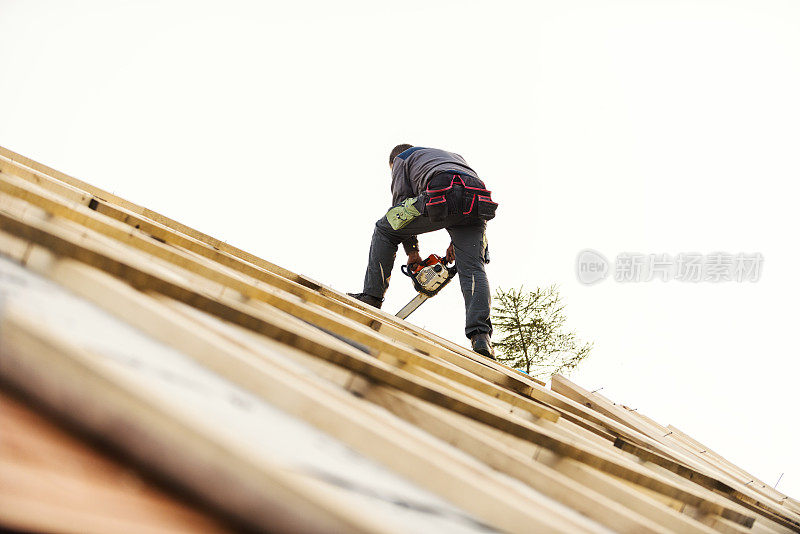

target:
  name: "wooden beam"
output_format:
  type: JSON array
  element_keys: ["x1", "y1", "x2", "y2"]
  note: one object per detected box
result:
[
  {"x1": 0, "y1": 388, "x2": 230, "y2": 534},
  {"x1": 0, "y1": 308, "x2": 389, "y2": 534},
  {"x1": 2, "y1": 255, "x2": 606, "y2": 534},
  {"x1": 149, "y1": 295, "x2": 734, "y2": 534},
  {"x1": 0, "y1": 201, "x2": 571, "y2": 448},
  {"x1": 0, "y1": 146, "x2": 305, "y2": 285},
  {"x1": 667, "y1": 424, "x2": 798, "y2": 513},
  {"x1": 552, "y1": 374, "x2": 800, "y2": 532},
  {"x1": 0, "y1": 179, "x2": 561, "y2": 425},
  {"x1": 0, "y1": 214, "x2": 756, "y2": 529},
  {"x1": 3, "y1": 145, "x2": 795, "y2": 531},
  {"x1": 0, "y1": 158, "x2": 551, "y2": 403},
  {"x1": 362, "y1": 388, "x2": 722, "y2": 534}
]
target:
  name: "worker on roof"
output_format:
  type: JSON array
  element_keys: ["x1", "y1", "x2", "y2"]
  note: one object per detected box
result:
[{"x1": 348, "y1": 144, "x2": 498, "y2": 359}]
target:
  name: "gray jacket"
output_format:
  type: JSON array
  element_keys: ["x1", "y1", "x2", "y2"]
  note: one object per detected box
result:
[
  {"x1": 391, "y1": 147, "x2": 478, "y2": 205},
  {"x1": 390, "y1": 147, "x2": 479, "y2": 253}
]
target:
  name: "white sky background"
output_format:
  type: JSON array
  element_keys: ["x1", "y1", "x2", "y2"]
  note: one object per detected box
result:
[{"x1": 1, "y1": 0, "x2": 798, "y2": 498}]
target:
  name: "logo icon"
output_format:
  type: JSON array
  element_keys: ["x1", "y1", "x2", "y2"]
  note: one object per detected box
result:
[{"x1": 576, "y1": 249, "x2": 609, "y2": 285}]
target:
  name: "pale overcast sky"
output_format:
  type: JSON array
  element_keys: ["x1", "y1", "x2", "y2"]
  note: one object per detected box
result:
[{"x1": 1, "y1": 0, "x2": 798, "y2": 498}]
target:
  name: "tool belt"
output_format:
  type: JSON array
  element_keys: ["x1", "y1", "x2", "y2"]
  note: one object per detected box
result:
[
  {"x1": 385, "y1": 197, "x2": 422, "y2": 230},
  {"x1": 424, "y1": 172, "x2": 498, "y2": 223}
]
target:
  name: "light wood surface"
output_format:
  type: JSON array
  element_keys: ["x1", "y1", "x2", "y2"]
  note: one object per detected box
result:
[
  {"x1": 0, "y1": 388, "x2": 231, "y2": 534},
  {"x1": 1, "y1": 144, "x2": 798, "y2": 534}
]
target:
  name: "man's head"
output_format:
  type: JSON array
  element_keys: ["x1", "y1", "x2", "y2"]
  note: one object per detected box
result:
[{"x1": 389, "y1": 144, "x2": 413, "y2": 168}]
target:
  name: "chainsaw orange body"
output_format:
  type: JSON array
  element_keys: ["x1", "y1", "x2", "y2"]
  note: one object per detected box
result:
[{"x1": 397, "y1": 254, "x2": 458, "y2": 319}]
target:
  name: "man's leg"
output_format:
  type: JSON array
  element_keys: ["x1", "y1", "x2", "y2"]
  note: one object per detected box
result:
[
  {"x1": 361, "y1": 216, "x2": 399, "y2": 302},
  {"x1": 360, "y1": 198, "x2": 451, "y2": 302},
  {"x1": 446, "y1": 220, "x2": 492, "y2": 340}
]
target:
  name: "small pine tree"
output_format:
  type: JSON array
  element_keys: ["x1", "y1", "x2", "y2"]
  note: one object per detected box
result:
[{"x1": 492, "y1": 285, "x2": 592, "y2": 380}]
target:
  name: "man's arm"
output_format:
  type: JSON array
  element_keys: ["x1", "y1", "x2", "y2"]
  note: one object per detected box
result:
[
  {"x1": 391, "y1": 159, "x2": 420, "y2": 262},
  {"x1": 403, "y1": 238, "x2": 420, "y2": 264}
]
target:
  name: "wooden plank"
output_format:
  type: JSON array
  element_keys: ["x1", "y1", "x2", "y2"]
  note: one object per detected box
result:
[
  {"x1": 0, "y1": 256, "x2": 536, "y2": 534},
  {"x1": 435, "y1": 407, "x2": 776, "y2": 534},
  {"x1": 0, "y1": 148, "x2": 544, "y2": 395},
  {"x1": 0, "y1": 389, "x2": 229, "y2": 534},
  {"x1": 0, "y1": 220, "x2": 768, "y2": 532},
  {"x1": 667, "y1": 424, "x2": 797, "y2": 512},
  {"x1": 154, "y1": 296, "x2": 737, "y2": 534},
  {"x1": 361, "y1": 388, "x2": 721, "y2": 534},
  {"x1": 157, "y1": 264, "x2": 785, "y2": 534},
  {"x1": 614, "y1": 439, "x2": 799, "y2": 533},
  {"x1": 554, "y1": 377, "x2": 800, "y2": 529},
  {"x1": 0, "y1": 183, "x2": 564, "y2": 429},
  {"x1": 0, "y1": 310, "x2": 390, "y2": 534},
  {"x1": 0, "y1": 254, "x2": 603, "y2": 534},
  {"x1": 0, "y1": 202, "x2": 566, "y2": 443},
  {"x1": 0, "y1": 146, "x2": 305, "y2": 285},
  {"x1": 63, "y1": 261, "x2": 603, "y2": 534},
  {"x1": 290, "y1": 361, "x2": 756, "y2": 534},
  {"x1": 552, "y1": 375, "x2": 800, "y2": 532},
  {"x1": 620, "y1": 410, "x2": 800, "y2": 532},
  {"x1": 0, "y1": 175, "x2": 642, "y2": 449},
  {"x1": 218, "y1": 332, "x2": 766, "y2": 534},
  {"x1": 0, "y1": 164, "x2": 553, "y2": 410},
  {"x1": 4, "y1": 148, "x2": 795, "y2": 529},
  {"x1": 627, "y1": 409, "x2": 777, "y2": 499},
  {"x1": 652, "y1": 419, "x2": 795, "y2": 516},
  {"x1": 0, "y1": 211, "x2": 758, "y2": 528},
  {"x1": 0, "y1": 182, "x2": 628, "y2": 462}
]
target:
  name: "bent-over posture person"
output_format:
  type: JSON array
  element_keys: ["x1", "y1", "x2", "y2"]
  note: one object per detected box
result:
[{"x1": 348, "y1": 144, "x2": 498, "y2": 359}]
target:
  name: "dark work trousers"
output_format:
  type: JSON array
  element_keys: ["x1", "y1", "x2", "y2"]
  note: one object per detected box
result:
[{"x1": 361, "y1": 197, "x2": 492, "y2": 339}]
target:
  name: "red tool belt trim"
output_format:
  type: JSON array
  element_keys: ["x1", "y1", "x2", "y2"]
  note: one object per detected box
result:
[{"x1": 425, "y1": 173, "x2": 498, "y2": 221}]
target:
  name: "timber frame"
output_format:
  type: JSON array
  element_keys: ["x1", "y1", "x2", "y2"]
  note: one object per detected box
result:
[{"x1": 0, "y1": 145, "x2": 797, "y2": 534}]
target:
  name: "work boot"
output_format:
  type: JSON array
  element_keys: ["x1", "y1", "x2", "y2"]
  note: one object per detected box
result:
[
  {"x1": 470, "y1": 333, "x2": 495, "y2": 360},
  {"x1": 347, "y1": 292, "x2": 383, "y2": 309}
]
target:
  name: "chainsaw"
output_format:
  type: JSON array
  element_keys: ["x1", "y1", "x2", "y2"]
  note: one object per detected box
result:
[{"x1": 396, "y1": 254, "x2": 458, "y2": 319}]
